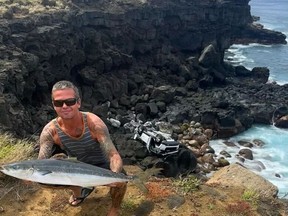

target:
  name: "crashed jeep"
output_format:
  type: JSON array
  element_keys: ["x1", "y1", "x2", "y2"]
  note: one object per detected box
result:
[{"x1": 133, "y1": 125, "x2": 179, "y2": 156}]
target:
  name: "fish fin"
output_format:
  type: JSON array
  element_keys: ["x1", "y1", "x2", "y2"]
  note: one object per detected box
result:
[
  {"x1": 51, "y1": 156, "x2": 80, "y2": 162},
  {"x1": 38, "y1": 170, "x2": 53, "y2": 175},
  {"x1": 67, "y1": 157, "x2": 79, "y2": 161}
]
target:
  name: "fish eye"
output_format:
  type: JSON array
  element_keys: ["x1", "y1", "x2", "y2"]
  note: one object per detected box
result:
[
  {"x1": 11, "y1": 165, "x2": 18, "y2": 170},
  {"x1": 9, "y1": 164, "x2": 21, "y2": 170}
]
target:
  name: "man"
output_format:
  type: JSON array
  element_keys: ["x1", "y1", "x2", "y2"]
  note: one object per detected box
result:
[{"x1": 38, "y1": 80, "x2": 127, "y2": 216}]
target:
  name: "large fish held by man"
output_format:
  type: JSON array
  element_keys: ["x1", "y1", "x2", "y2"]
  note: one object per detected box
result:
[{"x1": 0, "y1": 159, "x2": 135, "y2": 187}]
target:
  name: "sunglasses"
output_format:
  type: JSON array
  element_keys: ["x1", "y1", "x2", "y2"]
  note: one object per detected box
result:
[{"x1": 53, "y1": 98, "x2": 78, "y2": 107}]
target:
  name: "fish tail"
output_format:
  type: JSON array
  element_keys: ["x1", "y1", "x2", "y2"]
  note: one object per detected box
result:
[
  {"x1": 132, "y1": 166, "x2": 163, "y2": 194},
  {"x1": 132, "y1": 177, "x2": 148, "y2": 194}
]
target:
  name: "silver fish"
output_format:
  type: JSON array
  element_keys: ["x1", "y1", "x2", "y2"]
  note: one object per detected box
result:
[{"x1": 0, "y1": 159, "x2": 134, "y2": 187}]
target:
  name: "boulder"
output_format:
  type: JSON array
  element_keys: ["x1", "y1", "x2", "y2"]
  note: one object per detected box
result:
[
  {"x1": 238, "y1": 148, "x2": 253, "y2": 160},
  {"x1": 198, "y1": 44, "x2": 221, "y2": 68},
  {"x1": 150, "y1": 85, "x2": 176, "y2": 104},
  {"x1": 206, "y1": 163, "x2": 278, "y2": 198},
  {"x1": 275, "y1": 115, "x2": 288, "y2": 128},
  {"x1": 235, "y1": 65, "x2": 251, "y2": 76},
  {"x1": 251, "y1": 67, "x2": 269, "y2": 83}
]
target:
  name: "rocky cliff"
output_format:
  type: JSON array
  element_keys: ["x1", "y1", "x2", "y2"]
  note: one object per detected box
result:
[{"x1": 0, "y1": 0, "x2": 287, "y2": 137}]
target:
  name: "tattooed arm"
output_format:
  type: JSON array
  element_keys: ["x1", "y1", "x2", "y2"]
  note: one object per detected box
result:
[
  {"x1": 88, "y1": 113, "x2": 123, "y2": 173},
  {"x1": 38, "y1": 123, "x2": 55, "y2": 159},
  {"x1": 101, "y1": 131, "x2": 123, "y2": 173}
]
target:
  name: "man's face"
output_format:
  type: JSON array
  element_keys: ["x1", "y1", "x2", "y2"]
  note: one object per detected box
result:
[{"x1": 52, "y1": 88, "x2": 80, "y2": 119}]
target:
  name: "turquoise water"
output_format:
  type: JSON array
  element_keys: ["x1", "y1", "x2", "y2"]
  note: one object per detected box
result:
[
  {"x1": 210, "y1": 125, "x2": 288, "y2": 198},
  {"x1": 216, "y1": 0, "x2": 288, "y2": 198}
]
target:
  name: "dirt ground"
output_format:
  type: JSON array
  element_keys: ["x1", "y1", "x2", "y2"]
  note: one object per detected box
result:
[{"x1": 0, "y1": 165, "x2": 287, "y2": 216}]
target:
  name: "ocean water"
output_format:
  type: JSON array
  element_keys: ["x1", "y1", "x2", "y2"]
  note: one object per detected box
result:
[
  {"x1": 211, "y1": 0, "x2": 288, "y2": 198},
  {"x1": 225, "y1": 0, "x2": 288, "y2": 84},
  {"x1": 210, "y1": 125, "x2": 288, "y2": 198}
]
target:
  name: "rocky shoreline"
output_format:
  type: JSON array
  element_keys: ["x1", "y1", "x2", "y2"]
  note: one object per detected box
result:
[{"x1": 0, "y1": 0, "x2": 287, "y2": 136}]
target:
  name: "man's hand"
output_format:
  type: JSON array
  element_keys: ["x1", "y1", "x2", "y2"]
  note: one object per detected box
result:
[{"x1": 51, "y1": 153, "x2": 68, "y2": 160}]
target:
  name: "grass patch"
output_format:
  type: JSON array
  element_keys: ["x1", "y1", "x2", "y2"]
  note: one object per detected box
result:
[
  {"x1": 241, "y1": 189, "x2": 259, "y2": 206},
  {"x1": 0, "y1": 132, "x2": 36, "y2": 164},
  {"x1": 207, "y1": 203, "x2": 215, "y2": 210},
  {"x1": 0, "y1": 132, "x2": 39, "y2": 202},
  {"x1": 121, "y1": 199, "x2": 138, "y2": 212},
  {"x1": 172, "y1": 175, "x2": 201, "y2": 195}
]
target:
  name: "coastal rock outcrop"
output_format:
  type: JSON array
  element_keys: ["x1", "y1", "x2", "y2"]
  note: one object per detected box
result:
[
  {"x1": 0, "y1": 0, "x2": 287, "y2": 137},
  {"x1": 206, "y1": 163, "x2": 279, "y2": 198},
  {"x1": 233, "y1": 23, "x2": 287, "y2": 45}
]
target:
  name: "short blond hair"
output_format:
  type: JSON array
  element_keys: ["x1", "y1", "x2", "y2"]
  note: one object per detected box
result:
[{"x1": 51, "y1": 80, "x2": 80, "y2": 100}]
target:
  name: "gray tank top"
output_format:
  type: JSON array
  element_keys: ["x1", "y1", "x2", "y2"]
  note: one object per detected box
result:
[{"x1": 53, "y1": 112, "x2": 108, "y2": 166}]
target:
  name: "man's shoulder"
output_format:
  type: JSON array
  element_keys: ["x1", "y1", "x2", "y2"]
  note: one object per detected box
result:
[
  {"x1": 84, "y1": 112, "x2": 106, "y2": 129},
  {"x1": 83, "y1": 111, "x2": 101, "y2": 120},
  {"x1": 42, "y1": 118, "x2": 57, "y2": 132}
]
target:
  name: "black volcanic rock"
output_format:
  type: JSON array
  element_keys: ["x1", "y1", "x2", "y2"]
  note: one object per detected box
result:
[
  {"x1": 0, "y1": 0, "x2": 287, "y2": 137},
  {"x1": 233, "y1": 23, "x2": 287, "y2": 45}
]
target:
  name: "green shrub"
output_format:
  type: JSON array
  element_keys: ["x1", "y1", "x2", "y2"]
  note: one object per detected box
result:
[
  {"x1": 173, "y1": 175, "x2": 201, "y2": 195},
  {"x1": 241, "y1": 189, "x2": 259, "y2": 206}
]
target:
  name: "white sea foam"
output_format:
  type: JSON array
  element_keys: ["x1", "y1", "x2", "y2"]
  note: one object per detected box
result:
[
  {"x1": 225, "y1": 0, "x2": 288, "y2": 85},
  {"x1": 224, "y1": 46, "x2": 253, "y2": 66},
  {"x1": 221, "y1": 0, "x2": 288, "y2": 197},
  {"x1": 210, "y1": 125, "x2": 288, "y2": 198}
]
